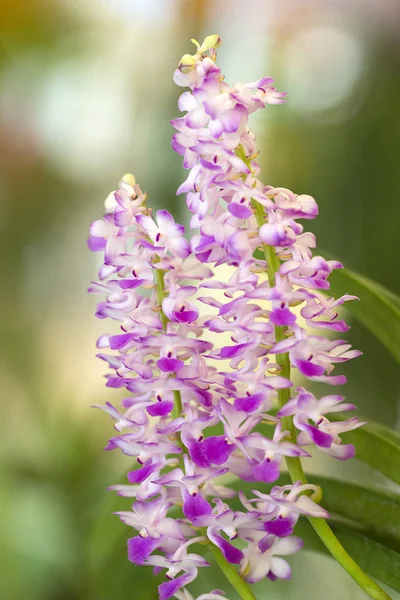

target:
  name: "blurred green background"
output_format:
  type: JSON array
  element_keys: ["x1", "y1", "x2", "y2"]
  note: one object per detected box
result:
[{"x1": 1, "y1": 1, "x2": 400, "y2": 599}]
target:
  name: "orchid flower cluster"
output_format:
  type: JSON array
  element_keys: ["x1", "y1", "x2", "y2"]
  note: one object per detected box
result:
[{"x1": 88, "y1": 35, "x2": 363, "y2": 600}]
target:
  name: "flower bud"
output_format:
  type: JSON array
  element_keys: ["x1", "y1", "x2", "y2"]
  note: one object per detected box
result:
[
  {"x1": 198, "y1": 34, "x2": 222, "y2": 54},
  {"x1": 178, "y1": 53, "x2": 196, "y2": 73}
]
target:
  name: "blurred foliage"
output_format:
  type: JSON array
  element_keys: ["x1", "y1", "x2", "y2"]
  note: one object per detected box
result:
[{"x1": 1, "y1": 1, "x2": 400, "y2": 599}]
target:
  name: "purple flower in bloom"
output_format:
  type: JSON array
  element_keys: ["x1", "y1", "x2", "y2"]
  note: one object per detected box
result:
[
  {"x1": 240, "y1": 533, "x2": 304, "y2": 583},
  {"x1": 240, "y1": 482, "x2": 329, "y2": 537},
  {"x1": 185, "y1": 435, "x2": 234, "y2": 468},
  {"x1": 136, "y1": 209, "x2": 190, "y2": 258},
  {"x1": 144, "y1": 537, "x2": 209, "y2": 599},
  {"x1": 241, "y1": 423, "x2": 310, "y2": 483},
  {"x1": 162, "y1": 285, "x2": 199, "y2": 324},
  {"x1": 278, "y1": 388, "x2": 364, "y2": 459},
  {"x1": 87, "y1": 34, "x2": 363, "y2": 599},
  {"x1": 272, "y1": 335, "x2": 362, "y2": 385}
]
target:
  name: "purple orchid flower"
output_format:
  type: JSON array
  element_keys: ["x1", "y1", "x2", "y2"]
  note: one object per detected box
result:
[
  {"x1": 144, "y1": 537, "x2": 209, "y2": 600},
  {"x1": 136, "y1": 210, "x2": 190, "y2": 258},
  {"x1": 277, "y1": 388, "x2": 365, "y2": 459},
  {"x1": 240, "y1": 482, "x2": 329, "y2": 538},
  {"x1": 240, "y1": 532, "x2": 304, "y2": 583},
  {"x1": 241, "y1": 423, "x2": 310, "y2": 483},
  {"x1": 272, "y1": 335, "x2": 362, "y2": 385}
]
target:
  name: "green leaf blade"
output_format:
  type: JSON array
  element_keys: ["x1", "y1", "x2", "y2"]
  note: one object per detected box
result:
[
  {"x1": 297, "y1": 519, "x2": 400, "y2": 594},
  {"x1": 332, "y1": 414, "x2": 400, "y2": 485},
  {"x1": 329, "y1": 267, "x2": 400, "y2": 364}
]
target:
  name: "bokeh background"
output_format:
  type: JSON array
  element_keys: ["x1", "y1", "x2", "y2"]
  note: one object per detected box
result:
[{"x1": 1, "y1": 1, "x2": 400, "y2": 599}]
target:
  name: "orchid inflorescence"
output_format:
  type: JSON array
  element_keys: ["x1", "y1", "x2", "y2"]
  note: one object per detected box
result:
[{"x1": 88, "y1": 35, "x2": 364, "y2": 600}]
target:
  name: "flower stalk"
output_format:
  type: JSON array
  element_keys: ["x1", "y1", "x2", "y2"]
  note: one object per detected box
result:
[
  {"x1": 86, "y1": 35, "x2": 390, "y2": 600},
  {"x1": 155, "y1": 267, "x2": 169, "y2": 331}
]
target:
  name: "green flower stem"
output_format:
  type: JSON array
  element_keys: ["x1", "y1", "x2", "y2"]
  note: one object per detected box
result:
[
  {"x1": 207, "y1": 541, "x2": 257, "y2": 600},
  {"x1": 155, "y1": 267, "x2": 169, "y2": 331},
  {"x1": 253, "y1": 200, "x2": 391, "y2": 599},
  {"x1": 172, "y1": 389, "x2": 183, "y2": 421}
]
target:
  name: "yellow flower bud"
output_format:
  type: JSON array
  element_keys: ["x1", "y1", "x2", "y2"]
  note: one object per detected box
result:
[
  {"x1": 121, "y1": 173, "x2": 136, "y2": 187},
  {"x1": 178, "y1": 53, "x2": 197, "y2": 73},
  {"x1": 198, "y1": 34, "x2": 222, "y2": 54}
]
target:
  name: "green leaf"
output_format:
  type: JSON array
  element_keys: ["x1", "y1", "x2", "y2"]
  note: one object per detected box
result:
[
  {"x1": 329, "y1": 267, "x2": 400, "y2": 363},
  {"x1": 296, "y1": 519, "x2": 400, "y2": 593},
  {"x1": 309, "y1": 477, "x2": 400, "y2": 553},
  {"x1": 331, "y1": 414, "x2": 400, "y2": 485}
]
